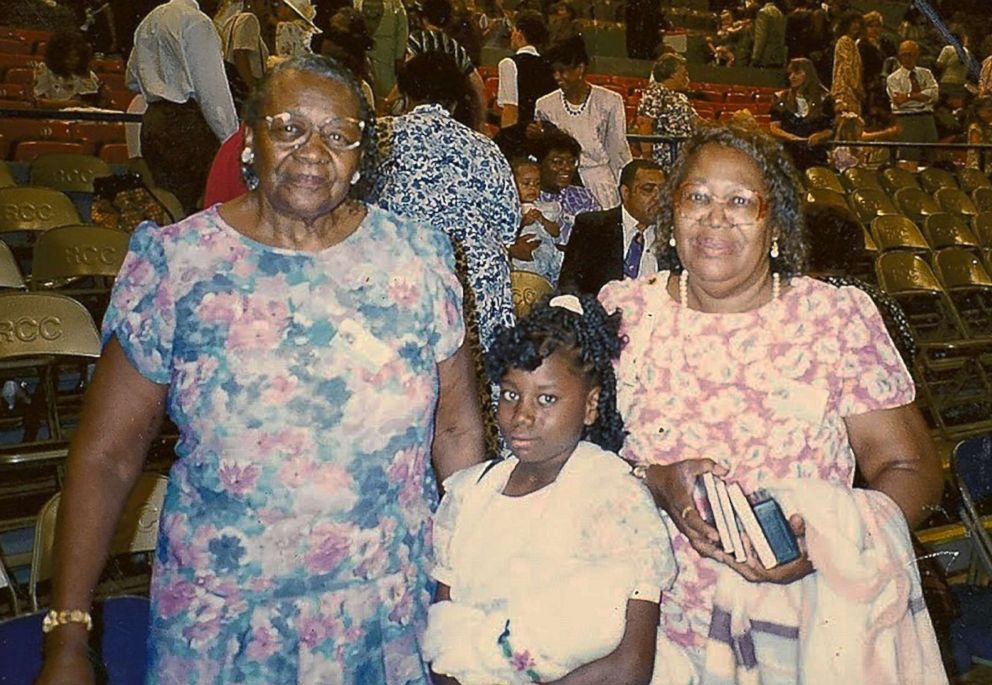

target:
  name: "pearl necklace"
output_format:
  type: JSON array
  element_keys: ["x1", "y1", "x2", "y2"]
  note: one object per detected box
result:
[
  {"x1": 561, "y1": 86, "x2": 591, "y2": 116},
  {"x1": 677, "y1": 269, "x2": 780, "y2": 331}
]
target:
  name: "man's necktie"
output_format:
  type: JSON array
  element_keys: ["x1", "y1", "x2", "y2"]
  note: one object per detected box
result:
[
  {"x1": 623, "y1": 230, "x2": 645, "y2": 279},
  {"x1": 909, "y1": 70, "x2": 921, "y2": 94}
]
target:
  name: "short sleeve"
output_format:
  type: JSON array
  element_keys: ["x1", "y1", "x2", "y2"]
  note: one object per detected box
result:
[
  {"x1": 836, "y1": 286, "x2": 915, "y2": 416},
  {"x1": 585, "y1": 477, "x2": 677, "y2": 601},
  {"x1": 228, "y1": 13, "x2": 260, "y2": 52},
  {"x1": 431, "y1": 463, "x2": 487, "y2": 586},
  {"x1": 420, "y1": 226, "x2": 465, "y2": 361},
  {"x1": 101, "y1": 223, "x2": 176, "y2": 384},
  {"x1": 495, "y1": 56, "x2": 518, "y2": 107}
]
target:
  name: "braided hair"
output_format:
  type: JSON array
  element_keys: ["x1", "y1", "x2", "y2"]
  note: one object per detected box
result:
[{"x1": 485, "y1": 293, "x2": 626, "y2": 453}]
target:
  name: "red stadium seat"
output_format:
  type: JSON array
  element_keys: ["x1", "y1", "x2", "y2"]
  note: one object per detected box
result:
[
  {"x1": 98, "y1": 143, "x2": 130, "y2": 165},
  {"x1": 72, "y1": 121, "x2": 126, "y2": 147},
  {"x1": 105, "y1": 90, "x2": 136, "y2": 111},
  {"x1": 4, "y1": 67, "x2": 33, "y2": 85},
  {"x1": 91, "y1": 57, "x2": 124, "y2": 74},
  {"x1": 98, "y1": 72, "x2": 126, "y2": 90},
  {"x1": 477, "y1": 65, "x2": 496, "y2": 79},
  {"x1": 0, "y1": 119, "x2": 72, "y2": 144},
  {"x1": 32, "y1": 41, "x2": 46, "y2": 55},
  {"x1": 0, "y1": 98, "x2": 30, "y2": 110},
  {"x1": 0, "y1": 83, "x2": 27, "y2": 100},
  {"x1": 0, "y1": 38, "x2": 29, "y2": 55},
  {"x1": 12, "y1": 141, "x2": 88, "y2": 162},
  {"x1": 0, "y1": 27, "x2": 52, "y2": 44},
  {"x1": 0, "y1": 53, "x2": 38, "y2": 75}
]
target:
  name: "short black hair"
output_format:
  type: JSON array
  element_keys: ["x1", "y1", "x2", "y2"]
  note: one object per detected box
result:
[
  {"x1": 514, "y1": 10, "x2": 549, "y2": 47},
  {"x1": 45, "y1": 30, "x2": 92, "y2": 77},
  {"x1": 534, "y1": 126, "x2": 582, "y2": 161},
  {"x1": 421, "y1": 0, "x2": 452, "y2": 27},
  {"x1": 545, "y1": 34, "x2": 588, "y2": 67},
  {"x1": 651, "y1": 53, "x2": 685, "y2": 83},
  {"x1": 486, "y1": 293, "x2": 626, "y2": 452},
  {"x1": 619, "y1": 159, "x2": 663, "y2": 189},
  {"x1": 397, "y1": 51, "x2": 464, "y2": 106}
]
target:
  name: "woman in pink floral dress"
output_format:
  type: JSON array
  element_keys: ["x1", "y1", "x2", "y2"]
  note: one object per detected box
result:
[{"x1": 599, "y1": 121, "x2": 943, "y2": 678}]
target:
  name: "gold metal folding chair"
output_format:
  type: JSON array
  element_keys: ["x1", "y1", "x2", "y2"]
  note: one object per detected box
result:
[
  {"x1": 918, "y1": 167, "x2": 959, "y2": 194},
  {"x1": 841, "y1": 166, "x2": 884, "y2": 192},
  {"x1": 28, "y1": 153, "x2": 112, "y2": 194},
  {"x1": 804, "y1": 166, "x2": 845, "y2": 194},
  {"x1": 881, "y1": 166, "x2": 921, "y2": 195},
  {"x1": 510, "y1": 271, "x2": 553, "y2": 318},
  {"x1": 958, "y1": 167, "x2": 992, "y2": 193},
  {"x1": 894, "y1": 187, "x2": 942, "y2": 222},
  {"x1": 934, "y1": 187, "x2": 979, "y2": 218},
  {"x1": 0, "y1": 241, "x2": 24, "y2": 289},
  {"x1": 0, "y1": 186, "x2": 80, "y2": 233},
  {"x1": 870, "y1": 215, "x2": 930, "y2": 254},
  {"x1": 850, "y1": 188, "x2": 899, "y2": 223},
  {"x1": 924, "y1": 214, "x2": 982, "y2": 250}
]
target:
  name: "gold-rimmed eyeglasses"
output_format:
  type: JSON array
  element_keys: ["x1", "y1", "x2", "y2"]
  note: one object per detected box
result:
[
  {"x1": 674, "y1": 182, "x2": 766, "y2": 227},
  {"x1": 263, "y1": 112, "x2": 365, "y2": 151}
]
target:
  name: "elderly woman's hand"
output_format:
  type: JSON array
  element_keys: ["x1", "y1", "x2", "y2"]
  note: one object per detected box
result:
[
  {"x1": 725, "y1": 514, "x2": 815, "y2": 585},
  {"x1": 641, "y1": 459, "x2": 729, "y2": 559}
]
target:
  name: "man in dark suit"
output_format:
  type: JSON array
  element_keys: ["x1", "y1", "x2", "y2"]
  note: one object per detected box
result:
[{"x1": 558, "y1": 159, "x2": 664, "y2": 295}]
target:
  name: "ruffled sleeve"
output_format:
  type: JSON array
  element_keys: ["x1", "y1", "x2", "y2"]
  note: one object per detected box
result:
[
  {"x1": 432, "y1": 461, "x2": 492, "y2": 586},
  {"x1": 584, "y1": 473, "x2": 677, "y2": 602},
  {"x1": 836, "y1": 285, "x2": 915, "y2": 416},
  {"x1": 101, "y1": 222, "x2": 176, "y2": 384}
]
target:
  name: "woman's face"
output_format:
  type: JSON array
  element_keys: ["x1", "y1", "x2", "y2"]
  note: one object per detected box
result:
[
  {"x1": 246, "y1": 69, "x2": 364, "y2": 222},
  {"x1": 847, "y1": 19, "x2": 862, "y2": 38},
  {"x1": 551, "y1": 62, "x2": 586, "y2": 93},
  {"x1": 787, "y1": 66, "x2": 806, "y2": 89},
  {"x1": 540, "y1": 149, "x2": 578, "y2": 191},
  {"x1": 865, "y1": 22, "x2": 881, "y2": 40},
  {"x1": 673, "y1": 144, "x2": 777, "y2": 299}
]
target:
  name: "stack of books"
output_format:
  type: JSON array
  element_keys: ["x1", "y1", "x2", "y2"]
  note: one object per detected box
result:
[{"x1": 697, "y1": 473, "x2": 801, "y2": 569}]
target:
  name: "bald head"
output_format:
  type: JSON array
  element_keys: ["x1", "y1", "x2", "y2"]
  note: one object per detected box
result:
[{"x1": 898, "y1": 40, "x2": 920, "y2": 69}]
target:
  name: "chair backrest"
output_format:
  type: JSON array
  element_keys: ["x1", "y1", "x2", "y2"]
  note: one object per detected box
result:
[
  {"x1": 0, "y1": 292, "x2": 101, "y2": 360},
  {"x1": 29, "y1": 153, "x2": 112, "y2": 193},
  {"x1": 148, "y1": 187, "x2": 185, "y2": 223},
  {"x1": 958, "y1": 167, "x2": 992, "y2": 193},
  {"x1": 934, "y1": 187, "x2": 979, "y2": 217},
  {"x1": 0, "y1": 186, "x2": 81, "y2": 232},
  {"x1": 918, "y1": 167, "x2": 958, "y2": 193},
  {"x1": 842, "y1": 166, "x2": 884, "y2": 192},
  {"x1": 13, "y1": 141, "x2": 89, "y2": 163},
  {"x1": 510, "y1": 271, "x2": 553, "y2": 318},
  {"x1": 876, "y1": 251, "x2": 943, "y2": 294},
  {"x1": 894, "y1": 186, "x2": 941, "y2": 220},
  {"x1": 923, "y1": 213, "x2": 981, "y2": 249},
  {"x1": 950, "y1": 434, "x2": 992, "y2": 577},
  {"x1": 805, "y1": 188, "x2": 849, "y2": 212},
  {"x1": 870, "y1": 215, "x2": 930, "y2": 252},
  {"x1": 0, "y1": 241, "x2": 25, "y2": 289},
  {"x1": 31, "y1": 225, "x2": 130, "y2": 283},
  {"x1": 29, "y1": 473, "x2": 168, "y2": 611},
  {"x1": 974, "y1": 212, "x2": 992, "y2": 246},
  {"x1": 805, "y1": 166, "x2": 845, "y2": 193},
  {"x1": 850, "y1": 188, "x2": 899, "y2": 223},
  {"x1": 881, "y1": 166, "x2": 921, "y2": 194},
  {"x1": 125, "y1": 158, "x2": 156, "y2": 187},
  {"x1": 974, "y1": 187, "x2": 992, "y2": 213},
  {"x1": 934, "y1": 248, "x2": 992, "y2": 289}
]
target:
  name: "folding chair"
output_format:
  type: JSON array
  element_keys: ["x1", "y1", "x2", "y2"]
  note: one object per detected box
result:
[
  {"x1": 919, "y1": 166, "x2": 959, "y2": 194},
  {"x1": 805, "y1": 188, "x2": 849, "y2": 213},
  {"x1": 13, "y1": 142, "x2": 89, "y2": 163},
  {"x1": 850, "y1": 188, "x2": 899, "y2": 224},
  {"x1": 923, "y1": 214, "x2": 982, "y2": 250},
  {"x1": 950, "y1": 434, "x2": 992, "y2": 583},
  {"x1": 870, "y1": 215, "x2": 930, "y2": 254},
  {"x1": 0, "y1": 186, "x2": 81, "y2": 233},
  {"x1": 29, "y1": 473, "x2": 168, "y2": 610},
  {"x1": 510, "y1": 271, "x2": 553, "y2": 318},
  {"x1": 933, "y1": 248, "x2": 992, "y2": 340},
  {"x1": 881, "y1": 166, "x2": 921, "y2": 195},
  {"x1": 0, "y1": 161, "x2": 15, "y2": 189},
  {"x1": 894, "y1": 186, "x2": 942, "y2": 222},
  {"x1": 934, "y1": 187, "x2": 979, "y2": 218},
  {"x1": 973, "y1": 187, "x2": 992, "y2": 213},
  {"x1": 804, "y1": 166, "x2": 845, "y2": 193},
  {"x1": 0, "y1": 241, "x2": 24, "y2": 289},
  {"x1": 975, "y1": 213, "x2": 992, "y2": 246},
  {"x1": 958, "y1": 167, "x2": 992, "y2": 193},
  {"x1": 841, "y1": 166, "x2": 884, "y2": 192},
  {"x1": 29, "y1": 153, "x2": 112, "y2": 194}
]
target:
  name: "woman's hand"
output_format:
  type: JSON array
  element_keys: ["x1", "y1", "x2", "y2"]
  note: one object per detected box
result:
[
  {"x1": 508, "y1": 235, "x2": 540, "y2": 261},
  {"x1": 36, "y1": 633, "x2": 96, "y2": 685},
  {"x1": 642, "y1": 460, "x2": 727, "y2": 558},
  {"x1": 724, "y1": 514, "x2": 815, "y2": 585}
]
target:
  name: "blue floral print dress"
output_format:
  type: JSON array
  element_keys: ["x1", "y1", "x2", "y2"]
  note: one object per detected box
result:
[
  {"x1": 371, "y1": 103, "x2": 519, "y2": 352},
  {"x1": 101, "y1": 204, "x2": 464, "y2": 684}
]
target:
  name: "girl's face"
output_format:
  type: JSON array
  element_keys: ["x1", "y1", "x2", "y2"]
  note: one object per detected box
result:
[
  {"x1": 865, "y1": 22, "x2": 881, "y2": 40},
  {"x1": 497, "y1": 350, "x2": 600, "y2": 469},
  {"x1": 514, "y1": 163, "x2": 542, "y2": 203}
]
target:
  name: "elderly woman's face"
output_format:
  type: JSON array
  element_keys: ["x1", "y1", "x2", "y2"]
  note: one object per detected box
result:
[
  {"x1": 247, "y1": 69, "x2": 363, "y2": 222},
  {"x1": 673, "y1": 144, "x2": 776, "y2": 298},
  {"x1": 540, "y1": 149, "x2": 578, "y2": 191}
]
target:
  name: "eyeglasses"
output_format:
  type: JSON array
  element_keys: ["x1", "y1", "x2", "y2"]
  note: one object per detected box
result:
[
  {"x1": 263, "y1": 112, "x2": 365, "y2": 151},
  {"x1": 675, "y1": 183, "x2": 766, "y2": 227}
]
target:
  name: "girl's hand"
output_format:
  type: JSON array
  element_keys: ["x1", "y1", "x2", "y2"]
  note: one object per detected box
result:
[
  {"x1": 522, "y1": 207, "x2": 543, "y2": 224},
  {"x1": 642, "y1": 460, "x2": 728, "y2": 559},
  {"x1": 725, "y1": 514, "x2": 814, "y2": 584},
  {"x1": 508, "y1": 235, "x2": 540, "y2": 261}
]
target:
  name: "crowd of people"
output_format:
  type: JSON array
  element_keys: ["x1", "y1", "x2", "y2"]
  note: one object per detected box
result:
[{"x1": 13, "y1": 0, "x2": 987, "y2": 683}]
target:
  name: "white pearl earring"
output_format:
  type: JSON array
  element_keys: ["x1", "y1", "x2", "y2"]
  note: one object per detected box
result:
[
  {"x1": 770, "y1": 239, "x2": 780, "y2": 259},
  {"x1": 669, "y1": 235, "x2": 676, "y2": 248},
  {"x1": 351, "y1": 170, "x2": 361, "y2": 185},
  {"x1": 240, "y1": 147, "x2": 254, "y2": 165}
]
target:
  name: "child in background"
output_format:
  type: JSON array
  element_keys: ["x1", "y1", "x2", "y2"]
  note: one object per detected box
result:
[
  {"x1": 424, "y1": 293, "x2": 693, "y2": 685},
  {"x1": 33, "y1": 30, "x2": 105, "y2": 108},
  {"x1": 510, "y1": 156, "x2": 565, "y2": 285},
  {"x1": 967, "y1": 96, "x2": 992, "y2": 174},
  {"x1": 830, "y1": 112, "x2": 900, "y2": 172}
]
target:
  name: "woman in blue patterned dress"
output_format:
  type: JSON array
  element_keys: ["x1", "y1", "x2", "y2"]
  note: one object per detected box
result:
[{"x1": 37, "y1": 54, "x2": 486, "y2": 685}]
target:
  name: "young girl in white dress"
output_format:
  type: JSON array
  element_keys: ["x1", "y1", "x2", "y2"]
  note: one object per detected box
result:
[
  {"x1": 424, "y1": 293, "x2": 694, "y2": 685},
  {"x1": 510, "y1": 156, "x2": 565, "y2": 285}
]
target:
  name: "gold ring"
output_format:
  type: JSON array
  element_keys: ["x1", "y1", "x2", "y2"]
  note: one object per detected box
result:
[{"x1": 680, "y1": 505, "x2": 694, "y2": 519}]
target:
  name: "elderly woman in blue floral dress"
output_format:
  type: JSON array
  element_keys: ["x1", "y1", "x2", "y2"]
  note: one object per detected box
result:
[{"x1": 37, "y1": 54, "x2": 485, "y2": 685}]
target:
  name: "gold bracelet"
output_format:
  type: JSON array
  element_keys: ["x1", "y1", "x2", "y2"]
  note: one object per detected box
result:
[{"x1": 42, "y1": 608, "x2": 93, "y2": 634}]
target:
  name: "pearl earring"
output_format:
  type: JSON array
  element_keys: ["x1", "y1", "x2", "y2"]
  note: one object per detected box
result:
[
  {"x1": 351, "y1": 170, "x2": 361, "y2": 185},
  {"x1": 240, "y1": 146, "x2": 254, "y2": 165},
  {"x1": 770, "y1": 239, "x2": 779, "y2": 259},
  {"x1": 669, "y1": 235, "x2": 676, "y2": 248}
]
